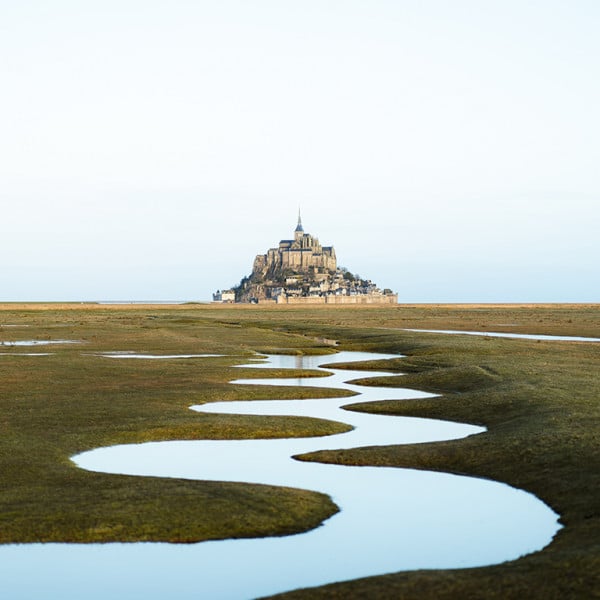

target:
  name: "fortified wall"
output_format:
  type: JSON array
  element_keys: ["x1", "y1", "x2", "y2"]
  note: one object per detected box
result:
[{"x1": 277, "y1": 294, "x2": 398, "y2": 305}]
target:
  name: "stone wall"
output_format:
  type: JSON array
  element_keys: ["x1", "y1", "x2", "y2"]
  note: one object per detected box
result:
[
  {"x1": 276, "y1": 294, "x2": 398, "y2": 305},
  {"x1": 257, "y1": 232, "x2": 337, "y2": 275}
]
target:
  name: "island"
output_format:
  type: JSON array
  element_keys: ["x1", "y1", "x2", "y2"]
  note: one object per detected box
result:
[{"x1": 214, "y1": 213, "x2": 398, "y2": 304}]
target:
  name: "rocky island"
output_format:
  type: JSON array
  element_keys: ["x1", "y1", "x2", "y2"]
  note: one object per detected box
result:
[{"x1": 213, "y1": 213, "x2": 397, "y2": 304}]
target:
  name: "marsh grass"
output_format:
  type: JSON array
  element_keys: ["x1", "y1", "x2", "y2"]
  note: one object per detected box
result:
[
  {"x1": 253, "y1": 308, "x2": 599, "y2": 599},
  {"x1": 1, "y1": 303, "x2": 599, "y2": 598},
  {"x1": 0, "y1": 308, "x2": 351, "y2": 543}
]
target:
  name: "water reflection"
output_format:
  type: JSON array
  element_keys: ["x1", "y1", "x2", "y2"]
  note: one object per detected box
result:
[
  {"x1": 0, "y1": 340, "x2": 80, "y2": 346},
  {"x1": 403, "y1": 329, "x2": 600, "y2": 342},
  {"x1": 97, "y1": 353, "x2": 223, "y2": 359},
  {"x1": 0, "y1": 352, "x2": 561, "y2": 600}
]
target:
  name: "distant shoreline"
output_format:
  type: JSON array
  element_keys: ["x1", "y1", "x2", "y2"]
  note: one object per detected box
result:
[{"x1": 0, "y1": 301, "x2": 598, "y2": 311}]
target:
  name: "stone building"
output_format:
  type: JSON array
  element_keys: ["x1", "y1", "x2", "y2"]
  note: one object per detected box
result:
[
  {"x1": 212, "y1": 289, "x2": 235, "y2": 303},
  {"x1": 219, "y1": 213, "x2": 397, "y2": 304},
  {"x1": 252, "y1": 212, "x2": 337, "y2": 281}
]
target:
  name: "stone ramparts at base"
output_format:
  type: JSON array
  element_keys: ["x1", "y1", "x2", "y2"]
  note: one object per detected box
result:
[{"x1": 275, "y1": 294, "x2": 398, "y2": 305}]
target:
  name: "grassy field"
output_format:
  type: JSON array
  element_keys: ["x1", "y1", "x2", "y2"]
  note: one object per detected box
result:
[
  {"x1": 0, "y1": 303, "x2": 598, "y2": 598},
  {"x1": 0, "y1": 305, "x2": 352, "y2": 543}
]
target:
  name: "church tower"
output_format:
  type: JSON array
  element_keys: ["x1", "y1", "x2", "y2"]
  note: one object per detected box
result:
[{"x1": 294, "y1": 208, "x2": 304, "y2": 242}]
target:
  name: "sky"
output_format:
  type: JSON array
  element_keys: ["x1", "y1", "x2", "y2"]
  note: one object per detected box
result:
[{"x1": 1, "y1": 0, "x2": 599, "y2": 302}]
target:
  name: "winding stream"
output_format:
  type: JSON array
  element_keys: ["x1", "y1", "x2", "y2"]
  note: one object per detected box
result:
[{"x1": 0, "y1": 351, "x2": 561, "y2": 600}]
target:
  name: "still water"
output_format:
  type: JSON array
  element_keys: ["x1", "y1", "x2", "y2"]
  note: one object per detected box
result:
[
  {"x1": 0, "y1": 339, "x2": 80, "y2": 346},
  {"x1": 403, "y1": 329, "x2": 600, "y2": 342},
  {"x1": 0, "y1": 352, "x2": 561, "y2": 599}
]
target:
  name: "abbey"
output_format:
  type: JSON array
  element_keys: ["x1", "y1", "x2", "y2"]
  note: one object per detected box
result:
[
  {"x1": 253, "y1": 212, "x2": 337, "y2": 279},
  {"x1": 214, "y1": 213, "x2": 397, "y2": 305}
]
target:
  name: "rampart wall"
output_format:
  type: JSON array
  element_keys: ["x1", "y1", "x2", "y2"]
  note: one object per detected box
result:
[{"x1": 276, "y1": 294, "x2": 398, "y2": 305}]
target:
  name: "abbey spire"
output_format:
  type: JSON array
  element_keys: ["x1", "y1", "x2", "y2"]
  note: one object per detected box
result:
[{"x1": 294, "y1": 208, "x2": 304, "y2": 241}]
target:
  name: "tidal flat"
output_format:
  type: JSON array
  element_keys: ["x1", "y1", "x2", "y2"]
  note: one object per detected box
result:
[{"x1": 0, "y1": 303, "x2": 598, "y2": 598}]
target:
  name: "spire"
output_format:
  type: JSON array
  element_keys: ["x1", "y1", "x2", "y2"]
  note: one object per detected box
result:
[{"x1": 295, "y1": 208, "x2": 304, "y2": 233}]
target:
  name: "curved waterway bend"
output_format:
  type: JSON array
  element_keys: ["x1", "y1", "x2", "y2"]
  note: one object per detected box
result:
[{"x1": 2, "y1": 352, "x2": 561, "y2": 600}]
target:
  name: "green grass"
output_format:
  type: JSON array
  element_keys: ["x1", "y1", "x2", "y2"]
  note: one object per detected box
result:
[
  {"x1": 0, "y1": 308, "x2": 351, "y2": 543},
  {"x1": 1, "y1": 303, "x2": 599, "y2": 598}
]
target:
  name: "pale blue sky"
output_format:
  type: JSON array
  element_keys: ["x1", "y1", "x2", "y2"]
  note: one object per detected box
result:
[{"x1": 2, "y1": 1, "x2": 599, "y2": 302}]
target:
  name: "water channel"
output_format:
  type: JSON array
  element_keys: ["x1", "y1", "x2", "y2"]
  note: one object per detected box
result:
[
  {"x1": 0, "y1": 351, "x2": 561, "y2": 599},
  {"x1": 403, "y1": 329, "x2": 600, "y2": 342}
]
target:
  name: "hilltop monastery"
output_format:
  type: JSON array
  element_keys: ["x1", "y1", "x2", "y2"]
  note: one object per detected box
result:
[{"x1": 213, "y1": 213, "x2": 397, "y2": 305}]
